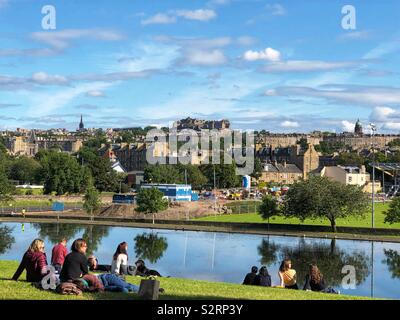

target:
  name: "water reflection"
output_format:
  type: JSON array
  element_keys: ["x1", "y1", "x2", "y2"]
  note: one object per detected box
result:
[
  {"x1": 0, "y1": 226, "x2": 15, "y2": 255},
  {"x1": 278, "y1": 238, "x2": 370, "y2": 287},
  {"x1": 31, "y1": 223, "x2": 110, "y2": 255},
  {"x1": 383, "y1": 249, "x2": 400, "y2": 279},
  {"x1": 257, "y1": 237, "x2": 280, "y2": 266},
  {"x1": 134, "y1": 232, "x2": 168, "y2": 263}
]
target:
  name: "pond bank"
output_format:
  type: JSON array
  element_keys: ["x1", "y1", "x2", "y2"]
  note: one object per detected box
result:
[{"x1": 1, "y1": 213, "x2": 400, "y2": 243}]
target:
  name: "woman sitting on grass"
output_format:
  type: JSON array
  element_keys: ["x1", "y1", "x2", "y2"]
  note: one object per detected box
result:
[
  {"x1": 111, "y1": 242, "x2": 129, "y2": 275},
  {"x1": 278, "y1": 259, "x2": 298, "y2": 290},
  {"x1": 303, "y1": 264, "x2": 339, "y2": 294},
  {"x1": 253, "y1": 266, "x2": 271, "y2": 287},
  {"x1": 59, "y1": 238, "x2": 89, "y2": 283},
  {"x1": 12, "y1": 239, "x2": 48, "y2": 282}
]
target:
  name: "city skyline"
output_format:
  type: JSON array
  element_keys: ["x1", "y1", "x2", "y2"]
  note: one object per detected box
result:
[{"x1": 1, "y1": 0, "x2": 400, "y2": 133}]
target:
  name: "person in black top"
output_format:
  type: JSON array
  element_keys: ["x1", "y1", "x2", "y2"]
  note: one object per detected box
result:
[
  {"x1": 88, "y1": 255, "x2": 112, "y2": 272},
  {"x1": 303, "y1": 264, "x2": 326, "y2": 291},
  {"x1": 60, "y1": 238, "x2": 89, "y2": 282},
  {"x1": 135, "y1": 259, "x2": 162, "y2": 277},
  {"x1": 242, "y1": 266, "x2": 258, "y2": 285},
  {"x1": 253, "y1": 266, "x2": 272, "y2": 287}
]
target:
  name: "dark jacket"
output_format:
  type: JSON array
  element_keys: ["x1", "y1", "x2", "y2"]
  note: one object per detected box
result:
[
  {"x1": 60, "y1": 251, "x2": 88, "y2": 282},
  {"x1": 303, "y1": 274, "x2": 326, "y2": 291},
  {"x1": 12, "y1": 250, "x2": 48, "y2": 282},
  {"x1": 242, "y1": 272, "x2": 257, "y2": 285},
  {"x1": 254, "y1": 273, "x2": 272, "y2": 287}
]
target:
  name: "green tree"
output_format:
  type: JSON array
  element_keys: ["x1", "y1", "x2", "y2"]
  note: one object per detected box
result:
[
  {"x1": 77, "y1": 147, "x2": 120, "y2": 192},
  {"x1": 0, "y1": 167, "x2": 14, "y2": 204},
  {"x1": 83, "y1": 185, "x2": 102, "y2": 216},
  {"x1": 336, "y1": 152, "x2": 365, "y2": 166},
  {"x1": 384, "y1": 197, "x2": 400, "y2": 224},
  {"x1": 388, "y1": 139, "x2": 400, "y2": 148},
  {"x1": 144, "y1": 164, "x2": 184, "y2": 184},
  {"x1": 177, "y1": 164, "x2": 207, "y2": 190},
  {"x1": 136, "y1": 188, "x2": 168, "y2": 224},
  {"x1": 283, "y1": 176, "x2": 369, "y2": 232},
  {"x1": 9, "y1": 156, "x2": 41, "y2": 184},
  {"x1": 37, "y1": 151, "x2": 89, "y2": 195},
  {"x1": 82, "y1": 225, "x2": 110, "y2": 255},
  {"x1": 0, "y1": 226, "x2": 15, "y2": 255},
  {"x1": 251, "y1": 158, "x2": 263, "y2": 180},
  {"x1": 134, "y1": 232, "x2": 168, "y2": 263},
  {"x1": 258, "y1": 195, "x2": 281, "y2": 226}
]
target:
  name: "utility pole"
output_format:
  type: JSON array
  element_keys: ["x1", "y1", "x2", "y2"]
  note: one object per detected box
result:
[
  {"x1": 213, "y1": 166, "x2": 217, "y2": 218},
  {"x1": 370, "y1": 123, "x2": 376, "y2": 229}
]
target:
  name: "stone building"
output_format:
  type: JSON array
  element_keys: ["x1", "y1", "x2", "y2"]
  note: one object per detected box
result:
[{"x1": 259, "y1": 161, "x2": 303, "y2": 185}]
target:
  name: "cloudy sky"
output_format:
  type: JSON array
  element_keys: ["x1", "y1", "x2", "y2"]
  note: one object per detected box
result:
[{"x1": 0, "y1": 0, "x2": 400, "y2": 133}]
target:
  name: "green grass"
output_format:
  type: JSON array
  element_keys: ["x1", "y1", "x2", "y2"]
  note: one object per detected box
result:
[
  {"x1": 195, "y1": 202, "x2": 400, "y2": 229},
  {"x1": 0, "y1": 260, "x2": 371, "y2": 300},
  {"x1": 0, "y1": 200, "x2": 82, "y2": 208}
]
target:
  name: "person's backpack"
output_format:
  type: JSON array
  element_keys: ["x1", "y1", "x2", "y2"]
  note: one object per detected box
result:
[{"x1": 56, "y1": 282, "x2": 83, "y2": 296}]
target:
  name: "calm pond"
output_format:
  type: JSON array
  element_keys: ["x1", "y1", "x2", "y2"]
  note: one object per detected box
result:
[{"x1": 1, "y1": 221, "x2": 400, "y2": 299}]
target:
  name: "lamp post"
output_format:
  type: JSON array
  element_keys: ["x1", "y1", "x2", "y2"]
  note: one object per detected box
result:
[{"x1": 370, "y1": 123, "x2": 376, "y2": 229}]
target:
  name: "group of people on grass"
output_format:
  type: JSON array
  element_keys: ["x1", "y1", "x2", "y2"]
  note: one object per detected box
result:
[
  {"x1": 12, "y1": 238, "x2": 162, "y2": 294},
  {"x1": 242, "y1": 259, "x2": 339, "y2": 294}
]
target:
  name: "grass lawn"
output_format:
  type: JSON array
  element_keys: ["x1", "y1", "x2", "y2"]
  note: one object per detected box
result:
[
  {"x1": 0, "y1": 200, "x2": 83, "y2": 208},
  {"x1": 194, "y1": 202, "x2": 400, "y2": 229},
  {"x1": 0, "y1": 260, "x2": 371, "y2": 300}
]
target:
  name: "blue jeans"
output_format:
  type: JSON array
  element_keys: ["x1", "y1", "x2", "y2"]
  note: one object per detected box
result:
[{"x1": 98, "y1": 274, "x2": 139, "y2": 293}]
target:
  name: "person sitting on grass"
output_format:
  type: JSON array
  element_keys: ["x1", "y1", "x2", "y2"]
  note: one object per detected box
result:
[
  {"x1": 88, "y1": 255, "x2": 112, "y2": 273},
  {"x1": 278, "y1": 259, "x2": 298, "y2": 290},
  {"x1": 51, "y1": 238, "x2": 68, "y2": 274},
  {"x1": 12, "y1": 239, "x2": 49, "y2": 283},
  {"x1": 303, "y1": 264, "x2": 339, "y2": 294},
  {"x1": 253, "y1": 266, "x2": 271, "y2": 287},
  {"x1": 59, "y1": 238, "x2": 88, "y2": 283},
  {"x1": 111, "y1": 242, "x2": 129, "y2": 275},
  {"x1": 242, "y1": 266, "x2": 258, "y2": 285},
  {"x1": 135, "y1": 259, "x2": 162, "y2": 277}
]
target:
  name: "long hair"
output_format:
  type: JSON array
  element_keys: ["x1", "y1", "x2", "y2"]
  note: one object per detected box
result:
[
  {"x1": 71, "y1": 238, "x2": 87, "y2": 253},
  {"x1": 309, "y1": 264, "x2": 323, "y2": 284},
  {"x1": 259, "y1": 266, "x2": 269, "y2": 277},
  {"x1": 28, "y1": 239, "x2": 44, "y2": 253},
  {"x1": 279, "y1": 259, "x2": 291, "y2": 272},
  {"x1": 113, "y1": 242, "x2": 128, "y2": 261}
]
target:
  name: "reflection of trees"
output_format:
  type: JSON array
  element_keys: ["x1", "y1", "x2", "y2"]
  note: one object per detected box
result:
[
  {"x1": 82, "y1": 225, "x2": 110, "y2": 255},
  {"x1": 32, "y1": 223, "x2": 110, "y2": 255},
  {"x1": 32, "y1": 223, "x2": 81, "y2": 244},
  {"x1": 0, "y1": 226, "x2": 15, "y2": 254},
  {"x1": 257, "y1": 237, "x2": 280, "y2": 266},
  {"x1": 134, "y1": 232, "x2": 168, "y2": 264},
  {"x1": 383, "y1": 249, "x2": 400, "y2": 279},
  {"x1": 280, "y1": 238, "x2": 370, "y2": 287}
]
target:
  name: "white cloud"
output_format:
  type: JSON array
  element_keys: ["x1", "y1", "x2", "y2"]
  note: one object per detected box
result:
[
  {"x1": 263, "y1": 89, "x2": 277, "y2": 96},
  {"x1": 31, "y1": 72, "x2": 69, "y2": 85},
  {"x1": 363, "y1": 39, "x2": 400, "y2": 59},
  {"x1": 370, "y1": 106, "x2": 396, "y2": 122},
  {"x1": 85, "y1": 90, "x2": 106, "y2": 98},
  {"x1": 183, "y1": 49, "x2": 227, "y2": 66},
  {"x1": 243, "y1": 47, "x2": 281, "y2": 62},
  {"x1": 30, "y1": 29, "x2": 124, "y2": 51},
  {"x1": 141, "y1": 13, "x2": 177, "y2": 25},
  {"x1": 341, "y1": 120, "x2": 355, "y2": 132},
  {"x1": 382, "y1": 122, "x2": 400, "y2": 130},
  {"x1": 264, "y1": 60, "x2": 357, "y2": 72},
  {"x1": 338, "y1": 31, "x2": 371, "y2": 41},
  {"x1": 236, "y1": 36, "x2": 257, "y2": 46},
  {"x1": 281, "y1": 120, "x2": 299, "y2": 128},
  {"x1": 175, "y1": 9, "x2": 217, "y2": 21},
  {"x1": 265, "y1": 4, "x2": 286, "y2": 16}
]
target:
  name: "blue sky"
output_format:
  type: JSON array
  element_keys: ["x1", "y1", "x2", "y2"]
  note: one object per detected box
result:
[{"x1": 1, "y1": 0, "x2": 400, "y2": 133}]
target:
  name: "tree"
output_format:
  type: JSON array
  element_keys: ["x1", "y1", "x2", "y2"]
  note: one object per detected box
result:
[
  {"x1": 257, "y1": 238, "x2": 280, "y2": 266},
  {"x1": 77, "y1": 147, "x2": 120, "y2": 192},
  {"x1": 0, "y1": 226, "x2": 15, "y2": 255},
  {"x1": 134, "y1": 232, "x2": 168, "y2": 263},
  {"x1": 383, "y1": 249, "x2": 400, "y2": 279},
  {"x1": 250, "y1": 158, "x2": 263, "y2": 180},
  {"x1": 83, "y1": 185, "x2": 102, "y2": 216},
  {"x1": 177, "y1": 164, "x2": 207, "y2": 190},
  {"x1": 36, "y1": 151, "x2": 89, "y2": 195},
  {"x1": 283, "y1": 176, "x2": 369, "y2": 232},
  {"x1": 144, "y1": 164, "x2": 183, "y2": 184},
  {"x1": 136, "y1": 188, "x2": 168, "y2": 224},
  {"x1": 258, "y1": 195, "x2": 281, "y2": 227},
  {"x1": 336, "y1": 152, "x2": 365, "y2": 166},
  {"x1": 388, "y1": 139, "x2": 400, "y2": 148},
  {"x1": 0, "y1": 167, "x2": 14, "y2": 205},
  {"x1": 384, "y1": 197, "x2": 400, "y2": 224},
  {"x1": 9, "y1": 156, "x2": 41, "y2": 184}
]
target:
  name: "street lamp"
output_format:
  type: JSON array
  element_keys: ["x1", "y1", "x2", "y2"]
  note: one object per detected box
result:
[{"x1": 369, "y1": 123, "x2": 377, "y2": 229}]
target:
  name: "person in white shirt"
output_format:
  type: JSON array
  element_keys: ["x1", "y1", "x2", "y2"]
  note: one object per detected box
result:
[{"x1": 111, "y1": 242, "x2": 129, "y2": 275}]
